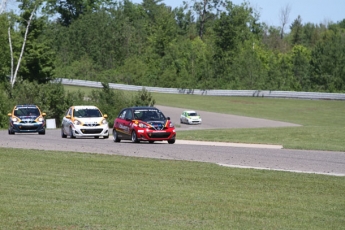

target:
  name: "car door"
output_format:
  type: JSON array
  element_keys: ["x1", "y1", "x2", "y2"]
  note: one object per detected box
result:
[
  {"x1": 182, "y1": 112, "x2": 187, "y2": 123},
  {"x1": 123, "y1": 109, "x2": 134, "y2": 137},
  {"x1": 115, "y1": 109, "x2": 132, "y2": 139},
  {"x1": 62, "y1": 108, "x2": 72, "y2": 134}
]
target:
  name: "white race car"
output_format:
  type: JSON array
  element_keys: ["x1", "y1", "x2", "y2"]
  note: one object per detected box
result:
[
  {"x1": 61, "y1": 105, "x2": 109, "y2": 138},
  {"x1": 180, "y1": 110, "x2": 202, "y2": 125}
]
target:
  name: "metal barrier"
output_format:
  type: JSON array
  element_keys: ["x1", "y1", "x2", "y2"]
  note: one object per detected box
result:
[{"x1": 59, "y1": 78, "x2": 345, "y2": 100}]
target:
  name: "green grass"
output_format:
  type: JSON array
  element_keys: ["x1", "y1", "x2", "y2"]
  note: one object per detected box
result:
[
  {"x1": 64, "y1": 85, "x2": 345, "y2": 151},
  {"x1": 153, "y1": 94, "x2": 345, "y2": 151},
  {"x1": 1, "y1": 148, "x2": 344, "y2": 229}
]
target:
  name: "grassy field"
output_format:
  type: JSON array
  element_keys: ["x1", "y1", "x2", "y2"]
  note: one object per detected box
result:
[
  {"x1": 64, "y1": 85, "x2": 345, "y2": 151},
  {"x1": 1, "y1": 148, "x2": 344, "y2": 229},
  {"x1": 1, "y1": 86, "x2": 344, "y2": 229}
]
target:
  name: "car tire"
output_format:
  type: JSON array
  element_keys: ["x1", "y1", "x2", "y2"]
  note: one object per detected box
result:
[
  {"x1": 149, "y1": 140, "x2": 154, "y2": 144},
  {"x1": 104, "y1": 134, "x2": 109, "y2": 139},
  {"x1": 61, "y1": 128, "x2": 67, "y2": 138},
  {"x1": 8, "y1": 128, "x2": 15, "y2": 135},
  {"x1": 69, "y1": 127, "x2": 76, "y2": 139},
  {"x1": 113, "y1": 130, "x2": 121, "y2": 142},
  {"x1": 38, "y1": 130, "x2": 45, "y2": 135},
  {"x1": 168, "y1": 139, "x2": 175, "y2": 144},
  {"x1": 131, "y1": 131, "x2": 140, "y2": 143},
  {"x1": 180, "y1": 118, "x2": 183, "y2": 124},
  {"x1": 94, "y1": 136, "x2": 99, "y2": 139}
]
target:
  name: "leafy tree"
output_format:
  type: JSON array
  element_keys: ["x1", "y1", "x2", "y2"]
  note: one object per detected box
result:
[
  {"x1": 310, "y1": 29, "x2": 345, "y2": 91},
  {"x1": 43, "y1": 0, "x2": 114, "y2": 26},
  {"x1": 290, "y1": 15, "x2": 304, "y2": 45},
  {"x1": 0, "y1": 82, "x2": 10, "y2": 128},
  {"x1": 0, "y1": 14, "x2": 10, "y2": 82},
  {"x1": 229, "y1": 40, "x2": 267, "y2": 90},
  {"x1": 290, "y1": 45, "x2": 312, "y2": 91},
  {"x1": 190, "y1": 0, "x2": 225, "y2": 40},
  {"x1": 131, "y1": 87, "x2": 156, "y2": 107}
]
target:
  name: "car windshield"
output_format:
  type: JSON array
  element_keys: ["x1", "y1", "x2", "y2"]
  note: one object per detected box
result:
[
  {"x1": 73, "y1": 108, "x2": 102, "y2": 118},
  {"x1": 133, "y1": 109, "x2": 166, "y2": 121},
  {"x1": 14, "y1": 108, "x2": 40, "y2": 117},
  {"x1": 188, "y1": 112, "x2": 198, "y2": 116}
]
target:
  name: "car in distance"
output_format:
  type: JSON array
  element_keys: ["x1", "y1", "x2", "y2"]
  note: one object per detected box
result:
[
  {"x1": 180, "y1": 110, "x2": 202, "y2": 125},
  {"x1": 8, "y1": 104, "x2": 46, "y2": 135},
  {"x1": 61, "y1": 105, "x2": 109, "y2": 139},
  {"x1": 113, "y1": 106, "x2": 176, "y2": 144}
]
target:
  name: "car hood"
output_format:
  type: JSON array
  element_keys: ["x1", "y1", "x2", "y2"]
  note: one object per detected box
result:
[
  {"x1": 75, "y1": 117, "x2": 105, "y2": 125},
  {"x1": 146, "y1": 120, "x2": 167, "y2": 130},
  {"x1": 187, "y1": 116, "x2": 201, "y2": 119},
  {"x1": 17, "y1": 115, "x2": 40, "y2": 122}
]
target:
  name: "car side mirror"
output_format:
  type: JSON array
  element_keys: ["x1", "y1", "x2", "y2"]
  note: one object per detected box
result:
[
  {"x1": 167, "y1": 117, "x2": 170, "y2": 120},
  {"x1": 42, "y1": 113, "x2": 46, "y2": 116},
  {"x1": 8, "y1": 113, "x2": 12, "y2": 116},
  {"x1": 104, "y1": 114, "x2": 108, "y2": 118},
  {"x1": 66, "y1": 115, "x2": 71, "y2": 119}
]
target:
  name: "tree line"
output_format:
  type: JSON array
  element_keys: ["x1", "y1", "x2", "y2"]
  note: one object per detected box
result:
[{"x1": 0, "y1": 0, "x2": 345, "y2": 127}]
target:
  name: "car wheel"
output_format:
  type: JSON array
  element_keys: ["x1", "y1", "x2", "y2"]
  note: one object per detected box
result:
[
  {"x1": 61, "y1": 128, "x2": 67, "y2": 138},
  {"x1": 38, "y1": 130, "x2": 45, "y2": 135},
  {"x1": 94, "y1": 136, "x2": 99, "y2": 139},
  {"x1": 131, "y1": 131, "x2": 140, "y2": 143},
  {"x1": 8, "y1": 128, "x2": 15, "y2": 135},
  {"x1": 113, "y1": 130, "x2": 121, "y2": 142},
  {"x1": 180, "y1": 118, "x2": 183, "y2": 124},
  {"x1": 168, "y1": 139, "x2": 175, "y2": 144},
  {"x1": 69, "y1": 127, "x2": 76, "y2": 138},
  {"x1": 104, "y1": 134, "x2": 109, "y2": 139},
  {"x1": 149, "y1": 140, "x2": 154, "y2": 144}
]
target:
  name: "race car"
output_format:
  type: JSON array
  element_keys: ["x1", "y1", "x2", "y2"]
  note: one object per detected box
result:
[
  {"x1": 180, "y1": 110, "x2": 202, "y2": 124},
  {"x1": 8, "y1": 104, "x2": 47, "y2": 135},
  {"x1": 113, "y1": 106, "x2": 176, "y2": 144},
  {"x1": 61, "y1": 105, "x2": 109, "y2": 139}
]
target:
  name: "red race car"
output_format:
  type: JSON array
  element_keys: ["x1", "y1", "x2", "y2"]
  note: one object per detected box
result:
[{"x1": 113, "y1": 106, "x2": 176, "y2": 144}]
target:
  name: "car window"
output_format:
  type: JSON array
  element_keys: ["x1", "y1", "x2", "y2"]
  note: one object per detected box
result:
[
  {"x1": 15, "y1": 108, "x2": 40, "y2": 116},
  {"x1": 118, "y1": 110, "x2": 126, "y2": 119},
  {"x1": 134, "y1": 109, "x2": 166, "y2": 121},
  {"x1": 73, "y1": 108, "x2": 102, "y2": 118},
  {"x1": 189, "y1": 112, "x2": 197, "y2": 116},
  {"x1": 124, "y1": 109, "x2": 133, "y2": 120}
]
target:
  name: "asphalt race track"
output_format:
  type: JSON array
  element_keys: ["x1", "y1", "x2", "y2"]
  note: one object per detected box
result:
[{"x1": 1, "y1": 106, "x2": 344, "y2": 177}]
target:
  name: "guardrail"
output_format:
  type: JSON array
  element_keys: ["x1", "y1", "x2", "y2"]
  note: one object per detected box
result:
[{"x1": 59, "y1": 78, "x2": 345, "y2": 100}]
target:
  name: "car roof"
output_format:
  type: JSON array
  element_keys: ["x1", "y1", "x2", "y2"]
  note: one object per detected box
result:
[
  {"x1": 15, "y1": 104, "x2": 38, "y2": 108},
  {"x1": 72, "y1": 105, "x2": 99, "y2": 110},
  {"x1": 183, "y1": 110, "x2": 196, "y2": 113},
  {"x1": 127, "y1": 106, "x2": 159, "y2": 110}
]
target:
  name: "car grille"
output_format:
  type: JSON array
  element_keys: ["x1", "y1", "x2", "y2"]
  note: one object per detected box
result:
[
  {"x1": 81, "y1": 129, "x2": 103, "y2": 134},
  {"x1": 149, "y1": 132, "x2": 171, "y2": 138},
  {"x1": 83, "y1": 124, "x2": 100, "y2": 127},
  {"x1": 19, "y1": 126, "x2": 38, "y2": 131}
]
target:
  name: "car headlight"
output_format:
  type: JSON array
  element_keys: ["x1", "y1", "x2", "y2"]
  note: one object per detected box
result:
[
  {"x1": 38, "y1": 117, "x2": 44, "y2": 122},
  {"x1": 101, "y1": 119, "x2": 108, "y2": 125},
  {"x1": 73, "y1": 119, "x2": 82, "y2": 125},
  {"x1": 169, "y1": 122, "x2": 174, "y2": 128},
  {"x1": 12, "y1": 118, "x2": 18, "y2": 122},
  {"x1": 138, "y1": 123, "x2": 148, "y2": 128}
]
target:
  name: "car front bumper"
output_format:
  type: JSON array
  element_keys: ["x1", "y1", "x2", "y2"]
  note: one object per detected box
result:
[
  {"x1": 187, "y1": 119, "x2": 202, "y2": 124},
  {"x1": 72, "y1": 124, "x2": 109, "y2": 137},
  {"x1": 10, "y1": 122, "x2": 45, "y2": 133},
  {"x1": 136, "y1": 128, "x2": 176, "y2": 141}
]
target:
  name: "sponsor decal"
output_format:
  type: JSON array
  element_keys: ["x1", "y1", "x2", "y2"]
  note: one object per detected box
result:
[{"x1": 119, "y1": 124, "x2": 129, "y2": 132}]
